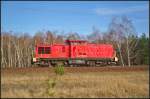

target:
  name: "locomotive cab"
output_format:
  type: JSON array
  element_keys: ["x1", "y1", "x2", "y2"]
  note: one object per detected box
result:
[{"x1": 32, "y1": 45, "x2": 52, "y2": 65}]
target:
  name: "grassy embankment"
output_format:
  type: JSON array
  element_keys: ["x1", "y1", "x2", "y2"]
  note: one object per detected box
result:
[{"x1": 1, "y1": 68, "x2": 149, "y2": 98}]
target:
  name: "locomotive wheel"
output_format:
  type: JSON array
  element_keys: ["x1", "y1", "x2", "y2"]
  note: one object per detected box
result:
[
  {"x1": 89, "y1": 61, "x2": 96, "y2": 67},
  {"x1": 70, "y1": 64, "x2": 73, "y2": 67},
  {"x1": 55, "y1": 62, "x2": 64, "y2": 67},
  {"x1": 48, "y1": 62, "x2": 52, "y2": 67}
]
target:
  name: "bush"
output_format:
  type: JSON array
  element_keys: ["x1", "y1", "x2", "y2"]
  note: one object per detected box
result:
[
  {"x1": 46, "y1": 64, "x2": 64, "y2": 96},
  {"x1": 47, "y1": 79, "x2": 56, "y2": 96},
  {"x1": 54, "y1": 65, "x2": 64, "y2": 76},
  {"x1": 48, "y1": 79, "x2": 56, "y2": 88}
]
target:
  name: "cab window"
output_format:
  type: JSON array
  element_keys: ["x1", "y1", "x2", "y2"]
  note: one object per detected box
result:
[
  {"x1": 38, "y1": 47, "x2": 44, "y2": 54},
  {"x1": 45, "y1": 47, "x2": 51, "y2": 54},
  {"x1": 38, "y1": 47, "x2": 51, "y2": 54}
]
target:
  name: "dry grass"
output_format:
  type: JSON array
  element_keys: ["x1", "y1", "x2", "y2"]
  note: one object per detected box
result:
[{"x1": 1, "y1": 71, "x2": 149, "y2": 98}]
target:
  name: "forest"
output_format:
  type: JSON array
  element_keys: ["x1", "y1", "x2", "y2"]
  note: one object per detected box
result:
[{"x1": 1, "y1": 16, "x2": 149, "y2": 68}]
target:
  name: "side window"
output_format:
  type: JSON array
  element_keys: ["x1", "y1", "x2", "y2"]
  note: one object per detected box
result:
[
  {"x1": 45, "y1": 47, "x2": 51, "y2": 54},
  {"x1": 38, "y1": 47, "x2": 44, "y2": 54}
]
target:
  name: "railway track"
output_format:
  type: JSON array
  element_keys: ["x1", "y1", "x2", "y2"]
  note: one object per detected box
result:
[{"x1": 1, "y1": 66, "x2": 149, "y2": 74}]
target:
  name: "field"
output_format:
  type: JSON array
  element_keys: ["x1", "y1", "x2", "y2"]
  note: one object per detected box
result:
[{"x1": 1, "y1": 66, "x2": 149, "y2": 98}]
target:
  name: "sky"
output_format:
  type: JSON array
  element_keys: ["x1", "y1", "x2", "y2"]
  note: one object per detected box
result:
[{"x1": 1, "y1": 1, "x2": 149, "y2": 37}]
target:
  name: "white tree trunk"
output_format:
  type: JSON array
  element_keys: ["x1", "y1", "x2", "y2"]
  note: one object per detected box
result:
[
  {"x1": 117, "y1": 43, "x2": 125, "y2": 67},
  {"x1": 1, "y1": 35, "x2": 4, "y2": 68},
  {"x1": 16, "y1": 40, "x2": 21, "y2": 68},
  {"x1": 126, "y1": 38, "x2": 131, "y2": 67},
  {"x1": 8, "y1": 36, "x2": 11, "y2": 68}
]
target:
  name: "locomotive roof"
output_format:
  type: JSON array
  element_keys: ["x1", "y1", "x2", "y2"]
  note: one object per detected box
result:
[
  {"x1": 36, "y1": 44, "x2": 65, "y2": 46},
  {"x1": 35, "y1": 40, "x2": 114, "y2": 47},
  {"x1": 65, "y1": 40, "x2": 87, "y2": 43}
]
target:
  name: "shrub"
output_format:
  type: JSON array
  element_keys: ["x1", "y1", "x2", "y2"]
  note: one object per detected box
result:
[
  {"x1": 48, "y1": 79, "x2": 56, "y2": 88},
  {"x1": 54, "y1": 65, "x2": 64, "y2": 76},
  {"x1": 46, "y1": 64, "x2": 64, "y2": 96},
  {"x1": 47, "y1": 79, "x2": 56, "y2": 96}
]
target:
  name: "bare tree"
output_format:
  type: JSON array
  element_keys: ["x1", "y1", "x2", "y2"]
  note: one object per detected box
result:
[
  {"x1": 67, "y1": 32, "x2": 81, "y2": 40},
  {"x1": 45, "y1": 31, "x2": 55, "y2": 44},
  {"x1": 55, "y1": 35, "x2": 64, "y2": 44},
  {"x1": 121, "y1": 16, "x2": 138, "y2": 67},
  {"x1": 108, "y1": 16, "x2": 125, "y2": 67},
  {"x1": 1, "y1": 32, "x2": 9, "y2": 68},
  {"x1": 8, "y1": 32, "x2": 12, "y2": 68},
  {"x1": 33, "y1": 31, "x2": 44, "y2": 45},
  {"x1": 1, "y1": 32, "x2": 5, "y2": 68},
  {"x1": 108, "y1": 16, "x2": 138, "y2": 67},
  {"x1": 87, "y1": 26, "x2": 102, "y2": 43}
]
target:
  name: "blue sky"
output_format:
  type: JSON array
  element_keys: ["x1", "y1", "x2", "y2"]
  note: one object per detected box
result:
[{"x1": 1, "y1": 1, "x2": 149, "y2": 37}]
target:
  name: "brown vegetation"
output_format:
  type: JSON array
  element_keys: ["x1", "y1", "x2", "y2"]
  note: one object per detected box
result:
[
  {"x1": 1, "y1": 65, "x2": 149, "y2": 75},
  {"x1": 1, "y1": 68, "x2": 149, "y2": 98}
]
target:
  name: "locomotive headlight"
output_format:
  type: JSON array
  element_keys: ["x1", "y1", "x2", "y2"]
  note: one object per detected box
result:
[
  {"x1": 33, "y1": 58, "x2": 37, "y2": 62},
  {"x1": 114, "y1": 57, "x2": 118, "y2": 62}
]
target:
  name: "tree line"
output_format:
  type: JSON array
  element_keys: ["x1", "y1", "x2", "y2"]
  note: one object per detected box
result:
[{"x1": 1, "y1": 16, "x2": 149, "y2": 68}]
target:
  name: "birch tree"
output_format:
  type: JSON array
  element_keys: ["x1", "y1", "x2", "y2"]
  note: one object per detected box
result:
[
  {"x1": 45, "y1": 31, "x2": 56, "y2": 44},
  {"x1": 67, "y1": 32, "x2": 81, "y2": 40},
  {"x1": 1, "y1": 33, "x2": 5, "y2": 68},
  {"x1": 55, "y1": 35, "x2": 64, "y2": 44},
  {"x1": 121, "y1": 16, "x2": 138, "y2": 67},
  {"x1": 33, "y1": 32, "x2": 44, "y2": 45},
  {"x1": 87, "y1": 26, "x2": 102, "y2": 43},
  {"x1": 108, "y1": 16, "x2": 138, "y2": 67},
  {"x1": 108, "y1": 16, "x2": 125, "y2": 67}
]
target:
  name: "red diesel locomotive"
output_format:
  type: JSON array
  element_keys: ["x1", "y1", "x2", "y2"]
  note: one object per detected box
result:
[{"x1": 32, "y1": 40, "x2": 118, "y2": 66}]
